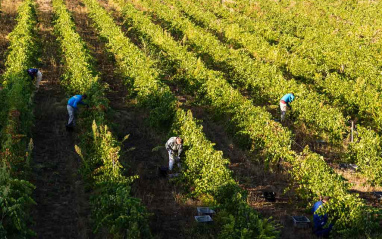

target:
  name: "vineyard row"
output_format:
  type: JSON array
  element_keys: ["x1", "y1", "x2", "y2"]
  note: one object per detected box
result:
[
  {"x1": 0, "y1": 0, "x2": 37, "y2": 236},
  {"x1": 82, "y1": 0, "x2": 282, "y2": 237},
  {"x1": 113, "y1": 0, "x2": 381, "y2": 236},
  {"x1": 52, "y1": 0, "x2": 151, "y2": 236},
  {"x1": 128, "y1": 0, "x2": 382, "y2": 187}
]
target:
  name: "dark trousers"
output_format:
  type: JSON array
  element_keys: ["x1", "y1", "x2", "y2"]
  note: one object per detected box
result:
[{"x1": 313, "y1": 224, "x2": 333, "y2": 238}]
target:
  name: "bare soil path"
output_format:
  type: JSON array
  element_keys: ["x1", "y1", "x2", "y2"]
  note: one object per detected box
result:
[
  {"x1": 31, "y1": 0, "x2": 90, "y2": 238},
  {"x1": 65, "y1": 0, "x2": 196, "y2": 237}
]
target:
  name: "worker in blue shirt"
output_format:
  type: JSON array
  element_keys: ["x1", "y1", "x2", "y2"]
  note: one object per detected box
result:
[
  {"x1": 66, "y1": 94, "x2": 88, "y2": 129},
  {"x1": 280, "y1": 93, "x2": 295, "y2": 121},
  {"x1": 27, "y1": 68, "x2": 43, "y2": 90},
  {"x1": 312, "y1": 196, "x2": 333, "y2": 237}
]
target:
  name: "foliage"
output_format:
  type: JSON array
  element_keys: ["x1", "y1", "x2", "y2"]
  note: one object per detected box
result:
[
  {"x1": 83, "y1": 0, "x2": 176, "y2": 128},
  {"x1": 0, "y1": 166, "x2": 36, "y2": 238},
  {"x1": 89, "y1": 122, "x2": 150, "y2": 238},
  {"x1": 0, "y1": 0, "x2": 37, "y2": 236},
  {"x1": 132, "y1": 0, "x2": 348, "y2": 144},
  {"x1": 115, "y1": 0, "x2": 382, "y2": 236},
  {"x1": 345, "y1": 126, "x2": 382, "y2": 186},
  {"x1": 214, "y1": 184, "x2": 279, "y2": 239},
  {"x1": 84, "y1": 0, "x2": 280, "y2": 236},
  {"x1": 171, "y1": 109, "x2": 234, "y2": 196},
  {"x1": 289, "y1": 147, "x2": 381, "y2": 237},
  {"x1": 52, "y1": 0, "x2": 151, "y2": 237},
  {"x1": 115, "y1": 0, "x2": 292, "y2": 168},
  {"x1": 170, "y1": 109, "x2": 281, "y2": 237},
  {"x1": 185, "y1": 0, "x2": 382, "y2": 133}
]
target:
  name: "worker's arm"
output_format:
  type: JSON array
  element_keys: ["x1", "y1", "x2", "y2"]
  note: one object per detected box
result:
[
  {"x1": 177, "y1": 144, "x2": 183, "y2": 157},
  {"x1": 165, "y1": 138, "x2": 174, "y2": 152},
  {"x1": 72, "y1": 100, "x2": 78, "y2": 108},
  {"x1": 27, "y1": 68, "x2": 38, "y2": 79},
  {"x1": 78, "y1": 99, "x2": 87, "y2": 105},
  {"x1": 72, "y1": 97, "x2": 84, "y2": 108},
  {"x1": 289, "y1": 95, "x2": 295, "y2": 108}
]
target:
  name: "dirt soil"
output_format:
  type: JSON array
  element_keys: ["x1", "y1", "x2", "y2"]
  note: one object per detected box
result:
[
  {"x1": 30, "y1": 0, "x2": 90, "y2": 238},
  {"x1": 65, "y1": 0, "x2": 197, "y2": 238}
]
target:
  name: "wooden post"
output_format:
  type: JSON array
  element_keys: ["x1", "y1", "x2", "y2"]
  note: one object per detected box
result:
[{"x1": 351, "y1": 121, "x2": 354, "y2": 143}]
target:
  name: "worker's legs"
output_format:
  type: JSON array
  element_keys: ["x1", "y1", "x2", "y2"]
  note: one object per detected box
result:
[
  {"x1": 314, "y1": 224, "x2": 333, "y2": 238},
  {"x1": 35, "y1": 71, "x2": 42, "y2": 89},
  {"x1": 168, "y1": 150, "x2": 181, "y2": 171},
  {"x1": 67, "y1": 105, "x2": 75, "y2": 127},
  {"x1": 168, "y1": 150, "x2": 175, "y2": 171},
  {"x1": 176, "y1": 157, "x2": 181, "y2": 169},
  {"x1": 280, "y1": 102, "x2": 287, "y2": 121}
]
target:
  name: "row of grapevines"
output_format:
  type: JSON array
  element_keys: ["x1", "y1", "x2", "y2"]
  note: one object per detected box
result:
[
  {"x1": 83, "y1": 0, "x2": 227, "y2": 196},
  {"x1": 126, "y1": 0, "x2": 347, "y2": 144},
  {"x1": 214, "y1": 0, "x2": 382, "y2": 88},
  {"x1": 52, "y1": 0, "x2": 151, "y2": 237},
  {"x1": 113, "y1": 0, "x2": 291, "y2": 168},
  {"x1": 81, "y1": 0, "x2": 279, "y2": 237},
  {"x1": 112, "y1": 0, "x2": 382, "y2": 237},
  {"x1": 221, "y1": 0, "x2": 382, "y2": 80},
  {"x1": 184, "y1": 0, "x2": 382, "y2": 186},
  {"x1": 290, "y1": 148, "x2": 381, "y2": 238},
  {"x1": 160, "y1": 0, "x2": 382, "y2": 185},
  {"x1": 191, "y1": 0, "x2": 382, "y2": 132},
  {"x1": 171, "y1": 110, "x2": 279, "y2": 238},
  {"x1": 0, "y1": 0, "x2": 37, "y2": 237},
  {"x1": 344, "y1": 125, "x2": 382, "y2": 186},
  {"x1": 129, "y1": 0, "x2": 379, "y2": 188}
]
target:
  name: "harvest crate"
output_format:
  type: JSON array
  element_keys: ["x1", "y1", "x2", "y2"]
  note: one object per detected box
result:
[
  {"x1": 197, "y1": 207, "x2": 215, "y2": 216},
  {"x1": 195, "y1": 215, "x2": 213, "y2": 223},
  {"x1": 374, "y1": 192, "x2": 382, "y2": 200},
  {"x1": 291, "y1": 216, "x2": 310, "y2": 229}
]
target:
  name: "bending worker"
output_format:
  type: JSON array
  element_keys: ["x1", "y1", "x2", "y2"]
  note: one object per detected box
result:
[
  {"x1": 312, "y1": 196, "x2": 333, "y2": 238},
  {"x1": 27, "y1": 68, "x2": 42, "y2": 89},
  {"x1": 165, "y1": 136, "x2": 183, "y2": 171},
  {"x1": 66, "y1": 94, "x2": 88, "y2": 129},
  {"x1": 280, "y1": 93, "x2": 295, "y2": 121}
]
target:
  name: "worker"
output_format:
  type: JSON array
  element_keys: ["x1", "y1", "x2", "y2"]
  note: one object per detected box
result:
[
  {"x1": 312, "y1": 196, "x2": 333, "y2": 238},
  {"x1": 280, "y1": 93, "x2": 295, "y2": 121},
  {"x1": 27, "y1": 68, "x2": 43, "y2": 90},
  {"x1": 165, "y1": 137, "x2": 183, "y2": 171},
  {"x1": 66, "y1": 94, "x2": 88, "y2": 129}
]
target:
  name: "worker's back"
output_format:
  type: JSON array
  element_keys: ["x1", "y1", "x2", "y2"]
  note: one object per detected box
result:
[
  {"x1": 68, "y1": 95, "x2": 82, "y2": 108},
  {"x1": 281, "y1": 93, "x2": 295, "y2": 103}
]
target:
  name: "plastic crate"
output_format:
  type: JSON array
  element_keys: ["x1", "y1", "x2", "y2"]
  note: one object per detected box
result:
[
  {"x1": 291, "y1": 216, "x2": 310, "y2": 228},
  {"x1": 374, "y1": 192, "x2": 382, "y2": 200},
  {"x1": 348, "y1": 164, "x2": 358, "y2": 171},
  {"x1": 197, "y1": 207, "x2": 215, "y2": 216},
  {"x1": 263, "y1": 191, "x2": 276, "y2": 202},
  {"x1": 195, "y1": 215, "x2": 213, "y2": 223},
  {"x1": 339, "y1": 163, "x2": 358, "y2": 171}
]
